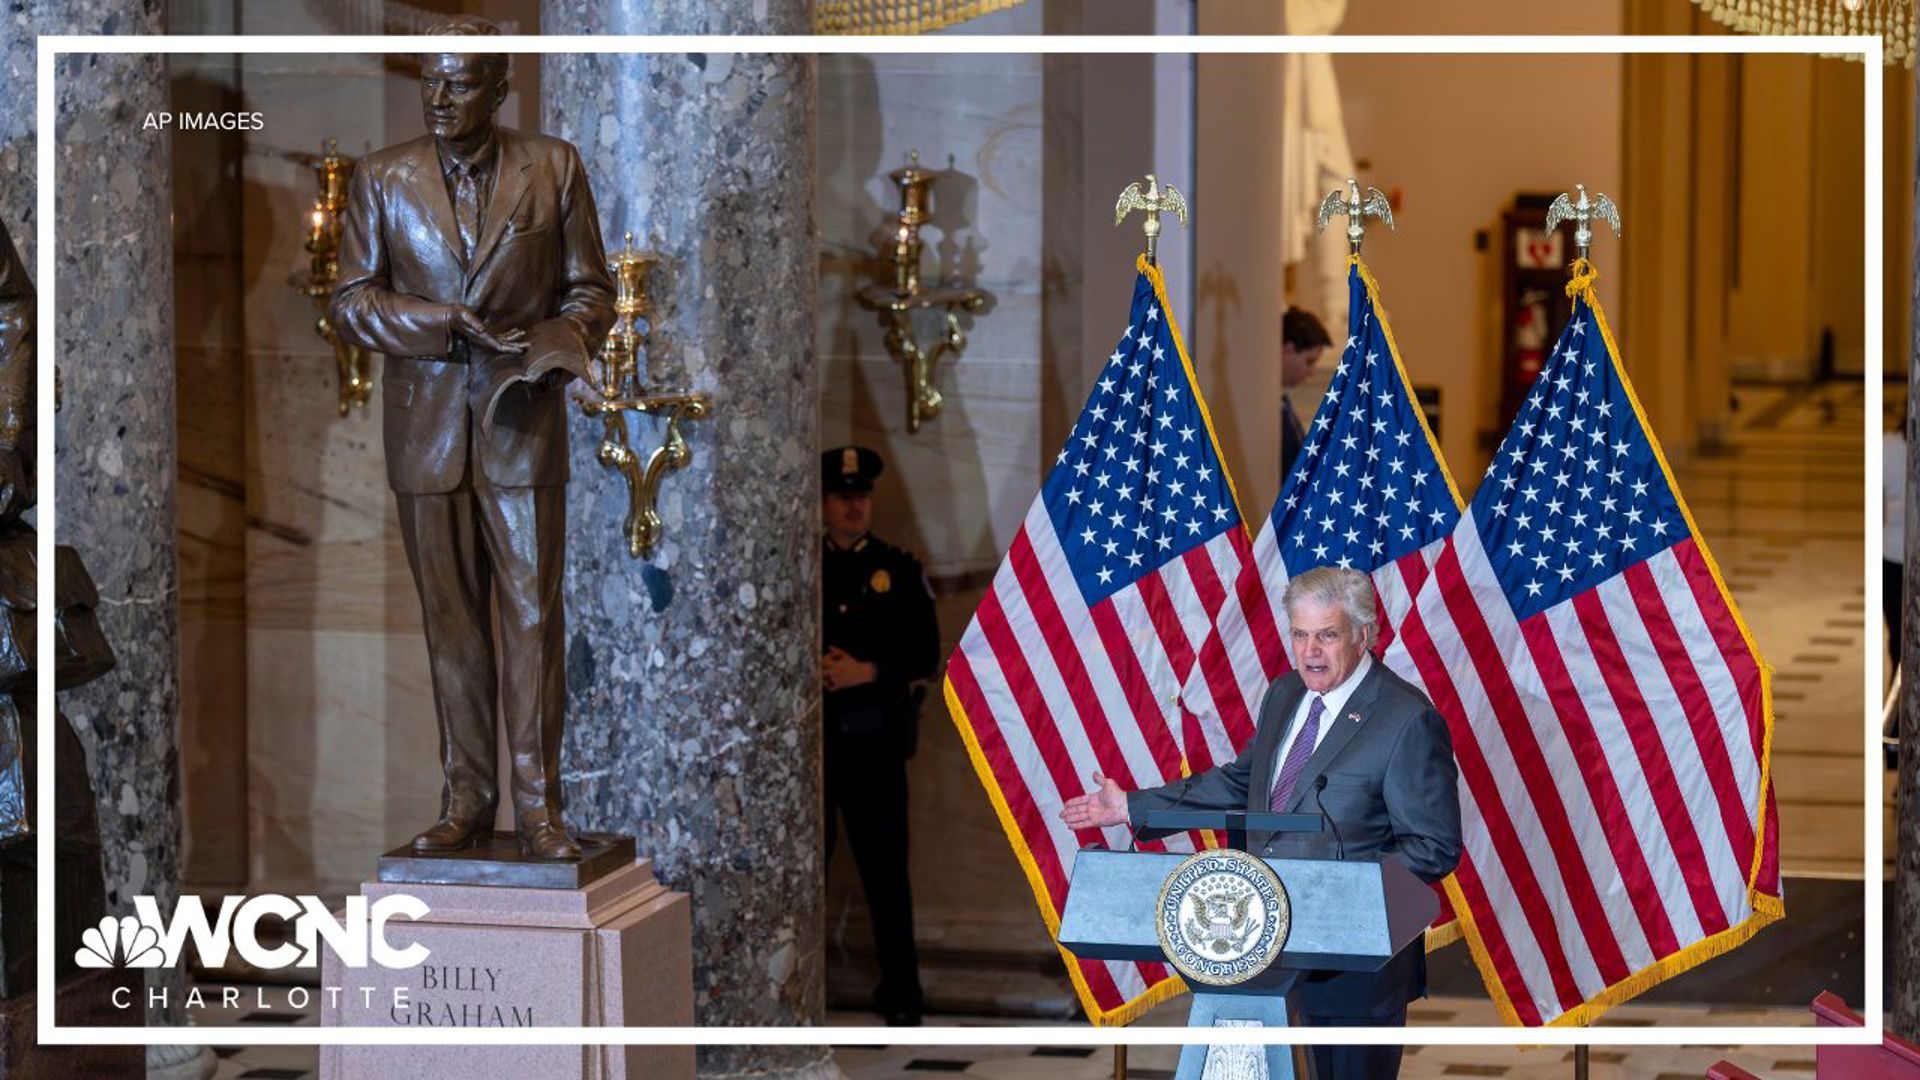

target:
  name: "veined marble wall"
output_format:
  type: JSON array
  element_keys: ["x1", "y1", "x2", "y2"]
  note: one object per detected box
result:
[
  {"x1": 170, "y1": 50, "x2": 438, "y2": 897},
  {"x1": 816, "y1": 34, "x2": 1189, "y2": 1008},
  {"x1": 816, "y1": 50, "x2": 1055, "y2": 984},
  {"x1": 235, "y1": 50, "x2": 439, "y2": 894},
  {"x1": 818, "y1": 54, "x2": 1046, "y2": 582},
  {"x1": 173, "y1": 47, "x2": 252, "y2": 891}
]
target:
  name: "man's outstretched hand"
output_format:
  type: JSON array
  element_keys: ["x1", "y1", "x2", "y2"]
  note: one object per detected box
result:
[
  {"x1": 452, "y1": 305, "x2": 528, "y2": 354},
  {"x1": 1059, "y1": 772, "x2": 1129, "y2": 830}
]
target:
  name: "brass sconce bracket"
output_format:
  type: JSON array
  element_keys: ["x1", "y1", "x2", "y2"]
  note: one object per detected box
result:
[
  {"x1": 857, "y1": 286, "x2": 987, "y2": 433},
  {"x1": 583, "y1": 233, "x2": 712, "y2": 559},
  {"x1": 581, "y1": 392, "x2": 711, "y2": 559},
  {"x1": 289, "y1": 139, "x2": 370, "y2": 415},
  {"x1": 854, "y1": 150, "x2": 992, "y2": 434}
]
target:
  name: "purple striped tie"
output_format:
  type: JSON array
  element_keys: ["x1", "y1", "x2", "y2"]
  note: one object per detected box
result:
[{"x1": 1268, "y1": 695, "x2": 1325, "y2": 811}]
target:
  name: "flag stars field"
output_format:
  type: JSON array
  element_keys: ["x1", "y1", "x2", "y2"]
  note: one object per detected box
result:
[
  {"x1": 1471, "y1": 303, "x2": 1687, "y2": 622},
  {"x1": 1040, "y1": 292, "x2": 1240, "y2": 606},
  {"x1": 1270, "y1": 284, "x2": 1454, "y2": 582}
]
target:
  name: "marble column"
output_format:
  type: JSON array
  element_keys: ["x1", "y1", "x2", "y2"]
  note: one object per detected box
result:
[
  {"x1": 539, "y1": 7, "x2": 827, "y2": 1079},
  {"x1": 1897, "y1": 65, "x2": 1920, "y2": 1042},
  {"x1": 1, "y1": 8, "x2": 204, "y2": 1074}
]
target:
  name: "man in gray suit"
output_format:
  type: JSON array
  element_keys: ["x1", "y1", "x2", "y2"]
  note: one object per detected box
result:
[
  {"x1": 1062, "y1": 566, "x2": 1461, "y2": 1080},
  {"x1": 330, "y1": 17, "x2": 614, "y2": 861}
]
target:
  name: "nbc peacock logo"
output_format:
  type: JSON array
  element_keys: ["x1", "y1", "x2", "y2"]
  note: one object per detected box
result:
[
  {"x1": 70, "y1": 894, "x2": 431, "y2": 974},
  {"x1": 75, "y1": 914, "x2": 167, "y2": 969}
]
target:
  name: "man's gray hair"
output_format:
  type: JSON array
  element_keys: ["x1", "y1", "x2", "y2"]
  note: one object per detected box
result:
[
  {"x1": 425, "y1": 15, "x2": 509, "y2": 85},
  {"x1": 1281, "y1": 565, "x2": 1377, "y2": 634}
]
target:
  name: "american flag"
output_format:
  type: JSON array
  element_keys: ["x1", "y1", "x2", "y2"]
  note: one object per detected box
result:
[
  {"x1": 946, "y1": 257, "x2": 1259, "y2": 1025},
  {"x1": 1385, "y1": 274, "x2": 1784, "y2": 1026}
]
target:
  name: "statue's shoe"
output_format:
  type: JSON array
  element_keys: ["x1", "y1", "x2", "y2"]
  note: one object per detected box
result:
[
  {"x1": 518, "y1": 821, "x2": 582, "y2": 862},
  {"x1": 410, "y1": 815, "x2": 489, "y2": 853}
]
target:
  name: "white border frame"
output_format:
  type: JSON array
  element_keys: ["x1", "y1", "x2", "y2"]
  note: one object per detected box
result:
[{"x1": 34, "y1": 32, "x2": 1884, "y2": 1051}]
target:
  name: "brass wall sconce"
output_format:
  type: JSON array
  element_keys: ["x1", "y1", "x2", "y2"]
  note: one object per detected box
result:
[
  {"x1": 579, "y1": 234, "x2": 712, "y2": 559},
  {"x1": 289, "y1": 139, "x2": 371, "y2": 416},
  {"x1": 854, "y1": 151, "x2": 990, "y2": 433}
]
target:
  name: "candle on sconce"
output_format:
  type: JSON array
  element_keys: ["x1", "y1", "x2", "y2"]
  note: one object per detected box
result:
[{"x1": 290, "y1": 137, "x2": 370, "y2": 414}]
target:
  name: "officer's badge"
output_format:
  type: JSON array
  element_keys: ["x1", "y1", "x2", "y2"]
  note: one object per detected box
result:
[{"x1": 870, "y1": 569, "x2": 892, "y2": 594}]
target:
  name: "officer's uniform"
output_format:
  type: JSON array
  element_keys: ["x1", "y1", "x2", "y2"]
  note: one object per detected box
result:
[{"x1": 821, "y1": 447, "x2": 940, "y2": 1024}]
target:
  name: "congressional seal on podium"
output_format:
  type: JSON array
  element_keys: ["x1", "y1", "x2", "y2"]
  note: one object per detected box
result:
[{"x1": 1155, "y1": 849, "x2": 1290, "y2": 987}]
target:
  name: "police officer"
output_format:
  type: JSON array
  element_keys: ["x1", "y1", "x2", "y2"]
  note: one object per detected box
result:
[{"x1": 821, "y1": 446, "x2": 940, "y2": 1026}]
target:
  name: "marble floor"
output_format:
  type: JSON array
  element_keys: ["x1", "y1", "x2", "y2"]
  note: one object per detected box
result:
[
  {"x1": 190, "y1": 994, "x2": 1823, "y2": 1080},
  {"x1": 822, "y1": 994, "x2": 1825, "y2": 1078},
  {"x1": 1676, "y1": 380, "x2": 1882, "y2": 880}
]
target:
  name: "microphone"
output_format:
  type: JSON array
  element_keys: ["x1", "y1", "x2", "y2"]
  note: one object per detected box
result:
[
  {"x1": 1124, "y1": 773, "x2": 1198, "y2": 853},
  {"x1": 1312, "y1": 775, "x2": 1346, "y2": 862}
]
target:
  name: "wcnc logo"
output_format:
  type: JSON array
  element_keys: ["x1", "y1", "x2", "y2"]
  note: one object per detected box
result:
[{"x1": 75, "y1": 894, "x2": 431, "y2": 971}]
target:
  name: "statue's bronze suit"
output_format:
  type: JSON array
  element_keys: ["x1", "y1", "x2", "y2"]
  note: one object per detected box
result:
[{"x1": 329, "y1": 27, "x2": 613, "y2": 861}]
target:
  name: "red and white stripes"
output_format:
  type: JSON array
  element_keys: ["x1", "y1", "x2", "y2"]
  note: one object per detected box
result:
[
  {"x1": 947, "y1": 501, "x2": 1261, "y2": 1020},
  {"x1": 1383, "y1": 517, "x2": 1778, "y2": 1026}
]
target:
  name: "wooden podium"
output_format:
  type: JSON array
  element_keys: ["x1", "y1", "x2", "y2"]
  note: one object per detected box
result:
[{"x1": 1058, "y1": 812, "x2": 1437, "y2": 1080}]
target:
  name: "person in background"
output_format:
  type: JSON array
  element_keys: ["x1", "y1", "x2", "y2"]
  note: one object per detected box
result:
[
  {"x1": 1281, "y1": 306, "x2": 1334, "y2": 479},
  {"x1": 820, "y1": 446, "x2": 941, "y2": 1025}
]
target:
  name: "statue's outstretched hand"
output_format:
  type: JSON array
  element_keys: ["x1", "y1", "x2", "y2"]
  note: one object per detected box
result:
[
  {"x1": 1059, "y1": 772, "x2": 1129, "y2": 830},
  {"x1": 452, "y1": 306, "x2": 528, "y2": 355}
]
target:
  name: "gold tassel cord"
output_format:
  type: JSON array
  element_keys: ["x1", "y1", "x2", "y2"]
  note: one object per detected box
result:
[
  {"x1": 1690, "y1": 0, "x2": 1917, "y2": 67},
  {"x1": 1565, "y1": 257, "x2": 1600, "y2": 301},
  {"x1": 814, "y1": 0, "x2": 1028, "y2": 35}
]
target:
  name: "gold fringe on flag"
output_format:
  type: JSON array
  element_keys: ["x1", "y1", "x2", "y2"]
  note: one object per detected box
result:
[
  {"x1": 814, "y1": 0, "x2": 1027, "y2": 34},
  {"x1": 1690, "y1": 0, "x2": 1917, "y2": 68}
]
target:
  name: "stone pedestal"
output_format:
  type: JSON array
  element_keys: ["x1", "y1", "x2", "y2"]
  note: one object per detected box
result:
[{"x1": 320, "y1": 860, "x2": 693, "y2": 1080}]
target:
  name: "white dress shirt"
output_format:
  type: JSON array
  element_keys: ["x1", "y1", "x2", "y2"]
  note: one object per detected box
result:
[{"x1": 1269, "y1": 651, "x2": 1373, "y2": 800}]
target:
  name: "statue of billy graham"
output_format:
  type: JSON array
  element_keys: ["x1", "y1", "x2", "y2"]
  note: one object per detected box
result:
[{"x1": 329, "y1": 16, "x2": 614, "y2": 861}]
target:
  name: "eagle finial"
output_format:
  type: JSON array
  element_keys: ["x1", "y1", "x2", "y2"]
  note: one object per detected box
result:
[
  {"x1": 1115, "y1": 173, "x2": 1190, "y2": 265},
  {"x1": 1545, "y1": 183, "x2": 1622, "y2": 262},
  {"x1": 1316, "y1": 177, "x2": 1394, "y2": 256}
]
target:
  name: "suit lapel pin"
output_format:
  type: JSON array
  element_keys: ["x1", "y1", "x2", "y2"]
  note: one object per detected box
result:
[{"x1": 1349, "y1": 711, "x2": 1363, "y2": 724}]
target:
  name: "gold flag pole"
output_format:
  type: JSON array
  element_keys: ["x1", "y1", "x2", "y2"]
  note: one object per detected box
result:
[{"x1": 1542, "y1": 182, "x2": 1621, "y2": 1080}]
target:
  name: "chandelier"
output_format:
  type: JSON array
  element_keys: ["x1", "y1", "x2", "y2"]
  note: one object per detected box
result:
[
  {"x1": 814, "y1": 0, "x2": 1027, "y2": 34},
  {"x1": 1691, "y1": 0, "x2": 1917, "y2": 66}
]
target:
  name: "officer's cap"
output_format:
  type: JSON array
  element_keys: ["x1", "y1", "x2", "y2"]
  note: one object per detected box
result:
[{"x1": 822, "y1": 446, "x2": 884, "y2": 495}]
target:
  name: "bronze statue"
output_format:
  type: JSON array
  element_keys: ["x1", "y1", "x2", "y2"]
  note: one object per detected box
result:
[
  {"x1": 329, "y1": 16, "x2": 614, "y2": 861},
  {"x1": 0, "y1": 216, "x2": 117, "y2": 1000}
]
